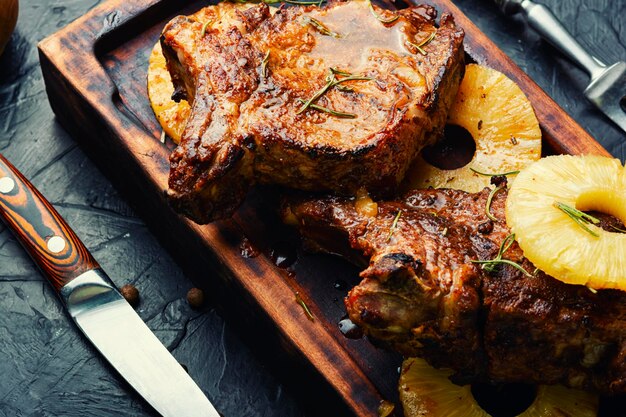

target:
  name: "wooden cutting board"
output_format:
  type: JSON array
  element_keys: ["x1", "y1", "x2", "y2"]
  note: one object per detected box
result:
[{"x1": 38, "y1": 0, "x2": 614, "y2": 415}]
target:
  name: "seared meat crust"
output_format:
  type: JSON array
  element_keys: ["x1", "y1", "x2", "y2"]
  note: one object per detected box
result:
[
  {"x1": 161, "y1": 1, "x2": 464, "y2": 223},
  {"x1": 284, "y1": 188, "x2": 626, "y2": 394}
]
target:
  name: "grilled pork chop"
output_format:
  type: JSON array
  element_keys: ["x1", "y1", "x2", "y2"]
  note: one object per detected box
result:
[
  {"x1": 160, "y1": 0, "x2": 464, "y2": 223},
  {"x1": 283, "y1": 186, "x2": 626, "y2": 395}
]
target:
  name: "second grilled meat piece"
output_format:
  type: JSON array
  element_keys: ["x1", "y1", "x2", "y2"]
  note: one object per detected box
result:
[
  {"x1": 283, "y1": 187, "x2": 626, "y2": 395},
  {"x1": 161, "y1": 1, "x2": 464, "y2": 223}
]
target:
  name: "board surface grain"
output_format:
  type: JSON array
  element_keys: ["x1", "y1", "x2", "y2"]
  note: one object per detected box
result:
[{"x1": 37, "y1": 0, "x2": 621, "y2": 415}]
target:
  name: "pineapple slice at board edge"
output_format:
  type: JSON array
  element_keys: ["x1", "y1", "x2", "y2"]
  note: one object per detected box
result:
[
  {"x1": 147, "y1": 42, "x2": 191, "y2": 144},
  {"x1": 403, "y1": 63, "x2": 541, "y2": 193},
  {"x1": 506, "y1": 154, "x2": 626, "y2": 291},
  {"x1": 399, "y1": 357, "x2": 598, "y2": 417},
  {"x1": 147, "y1": 2, "x2": 257, "y2": 143}
]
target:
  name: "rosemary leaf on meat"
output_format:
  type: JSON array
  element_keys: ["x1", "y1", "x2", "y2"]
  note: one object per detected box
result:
[
  {"x1": 472, "y1": 233, "x2": 532, "y2": 277},
  {"x1": 230, "y1": 0, "x2": 324, "y2": 5},
  {"x1": 387, "y1": 210, "x2": 403, "y2": 242},
  {"x1": 295, "y1": 291, "x2": 315, "y2": 321},
  {"x1": 470, "y1": 167, "x2": 520, "y2": 177},
  {"x1": 406, "y1": 30, "x2": 436, "y2": 55},
  {"x1": 335, "y1": 84, "x2": 354, "y2": 93},
  {"x1": 282, "y1": 0, "x2": 325, "y2": 5},
  {"x1": 261, "y1": 50, "x2": 270, "y2": 77},
  {"x1": 302, "y1": 16, "x2": 341, "y2": 38},
  {"x1": 554, "y1": 201, "x2": 600, "y2": 237},
  {"x1": 610, "y1": 224, "x2": 626, "y2": 233},
  {"x1": 330, "y1": 67, "x2": 353, "y2": 77},
  {"x1": 296, "y1": 76, "x2": 334, "y2": 114},
  {"x1": 296, "y1": 100, "x2": 357, "y2": 118},
  {"x1": 367, "y1": 0, "x2": 399, "y2": 24},
  {"x1": 485, "y1": 184, "x2": 504, "y2": 222},
  {"x1": 296, "y1": 68, "x2": 374, "y2": 115},
  {"x1": 478, "y1": 258, "x2": 533, "y2": 277},
  {"x1": 200, "y1": 20, "x2": 212, "y2": 37}
]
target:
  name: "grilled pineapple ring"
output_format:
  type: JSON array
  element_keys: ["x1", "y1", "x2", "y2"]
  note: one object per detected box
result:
[
  {"x1": 404, "y1": 63, "x2": 541, "y2": 193},
  {"x1": 506, "y1": 154, "x2": 626, "y2": 290},
  {"x1": 399, "y1": 357, "x2": 598, "y2": 417}
]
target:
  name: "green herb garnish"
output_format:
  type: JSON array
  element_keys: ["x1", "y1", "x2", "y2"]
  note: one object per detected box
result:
[
  {"x1": 302, "y1": 16, "x2": 341, "y2": 37},
  {"x1": 554, "y1": 202, "x2": 600, "y2": 237},
  {"x1": 470, "y1": 167, "x2": 520, "y2": 177},
  {"x1": 229, "y1": 0, "x2": 325, "y2": 5},
  {"x1": 610, "y1": 224, "x2": 626, "y2": 233},
  {"x1": 367, "y1": 0, "x2": 399, "y2": 24},
  {"x1": 297, "y1": 99, "x2": 357, "y2": 118},
  {"x1": 200, "y1": 20, "x2": 212, "y2": 37},
  {"x1": 485, "y1": 185, "x2": 504, "y2": 222},
  {"x1": 261, "y1": 50, "x2": 270, "y2": 77},
  {"x1": 472, "y1": 233, "x2": 532, "y2": 277},
  {"x1": 296, "y1": 69, "x2": 373, "y2": 116},
  {"x1": 406, "y1": 31, "x2": 436, "y2": 55},
  {"x1": 330, "y1": 67, "x2": 353, "y2": 77},
  {"x1": 295, "y1": 291, "x2": 315, "y2": 321},
  {"x1": 387, "y1": 210, "x2": 402, "y2": 242}
]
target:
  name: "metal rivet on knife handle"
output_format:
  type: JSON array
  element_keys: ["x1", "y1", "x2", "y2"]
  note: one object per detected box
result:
[
  {"x1": 47, "y1": 235, "x2": 67, "y2": 254},
  {"x1": 0, "y1": 177, "x2": 15, "y2": 194},
  {"x1": 0, "y1": 153, "x2": 100, "y2": 292}
]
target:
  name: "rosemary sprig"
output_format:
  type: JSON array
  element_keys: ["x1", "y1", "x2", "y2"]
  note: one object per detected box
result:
[
  {"x1": 610, "y1": 224, "x2": 626, "y2": 233},
  {"x1": 472, "y1": 233, "x2": 532, "y2": 277},
  {"x1": 296, "y1": 69, "x2": 373, "y2": 115},
  {"x1": 335, "y1": 85, "x2": 354, "y2": 93},
  {"x1": 229, "y1": 0, "x2": 324, "y2": 5},
  {"x1": 330, "y1": 67, "x2": 352, "y2": 77},
  {"x1": 295, "y1": 291, "x2": 315, "y2": 321},
  {"x1": 485, "y1": 185, "x2": 504, "y2": 221},
  {"x1": 283, "y1": 0, "x2": 324, "y2": 4},
  {"x1": 387, "y1": 210, "x2": 402, "y2": 242},
  {"x1": 261, "y1": 50, "x2": 270, "y2": 77},
  {"x1": 367, "y1": 0, "x2": 399, "y2": 24},
  {"x1": 200, "y1": 20, "x2": 212, "y2": 37},
  {"x1": 406, "y1": 31, "x2": 436, "y2": 55},
  {"x1": 470, "y1": 167, "x2": 520, "y2": 177},
  {"x1": 297, "y1": 99, "x2": 357, "y2": 118},
  {"x1": 554, "y1": 201, "x2": 600, "y2": 237},
  {"x1": 302, "y1": 16, "x2": 341, "y2": 38},
  {"x1": 297, "y1": 77, "x2": 334, "y2": 114}
]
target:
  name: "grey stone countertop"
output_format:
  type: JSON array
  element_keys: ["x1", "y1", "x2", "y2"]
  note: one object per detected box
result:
[{"x1": 0, "y1": 0, "x2": 624, "y2": 416}]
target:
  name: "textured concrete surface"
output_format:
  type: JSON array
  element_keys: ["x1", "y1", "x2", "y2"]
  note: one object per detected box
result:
[{"x1": 0, "y1": 1, "x2": 624, "y2": 416}]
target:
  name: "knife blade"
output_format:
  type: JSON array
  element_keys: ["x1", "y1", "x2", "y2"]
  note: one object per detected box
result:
[
  {"x1": 494, "y1": 0, "x2": 626, "y2": 135},
  {"x1": 0, "y1": 153, "x2": 220, "y2": 417}
]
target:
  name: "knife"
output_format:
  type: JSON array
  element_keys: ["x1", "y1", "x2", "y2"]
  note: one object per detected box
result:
[
  {"x1": 494, "y1": 0, "x2": 626, "y2": 135},
  {"x1": 0, "y1": 153, "x2": 220, "y2": 417}
]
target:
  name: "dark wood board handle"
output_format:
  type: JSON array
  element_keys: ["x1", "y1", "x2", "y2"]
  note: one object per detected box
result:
[{"x1": 0, "y1": 153, "x2": 99, "y2": 293}]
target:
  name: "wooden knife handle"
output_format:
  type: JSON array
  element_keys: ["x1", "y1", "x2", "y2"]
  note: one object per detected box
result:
[{"x1": 0, "y1": 154, "x2": 99, "y2": 293}]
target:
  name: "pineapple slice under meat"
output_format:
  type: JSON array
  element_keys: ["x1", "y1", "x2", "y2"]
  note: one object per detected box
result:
[
  {"x1": 506, "y1": 154, "x2": 626, "y2": 290},
  {"x1": 399, "y1": 357, "x2": 598, "y2": 417},
  {"x1": 147, "y1": 42, "x2": 191, "y2": 144},
  {"x1": 400, "y1": 357, "x2": 490, "y2": 417},
  {"x1": 403, "y1": 63, "x2": 541, "y2": 193}
]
